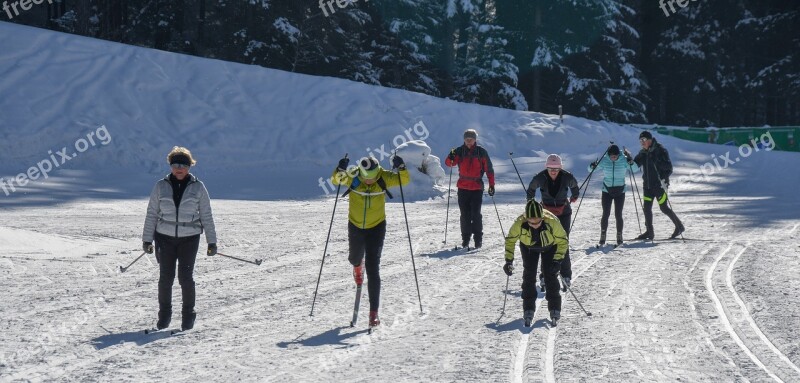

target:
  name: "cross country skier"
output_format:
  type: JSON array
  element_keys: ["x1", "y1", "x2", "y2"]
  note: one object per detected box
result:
[
  {"x1": 632, "y1": 131, "x2": 684, "y2": 240},
  {"x1": 332, "y1": 155, "x2": 409, "y2": 329},
  {"x1": 445, "y1": 129, "x2": 496, "y2": 249},
  {"x1": 588, "y1": 144, "x2": 639, "y2": 246},
  {"x1": 503, "y1": 199, "x2": 568, "y2": 327},
  {"x1": 142, "y1": 147, "x2": 217, "y2": 331},
  {"x1": 526, "y1": 154, "x2": 578, "y2": 292}
]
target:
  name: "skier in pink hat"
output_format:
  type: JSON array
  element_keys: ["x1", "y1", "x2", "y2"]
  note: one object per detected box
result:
[{"x1": 526, "y1": 154, "x2": 579, "y2": 293}]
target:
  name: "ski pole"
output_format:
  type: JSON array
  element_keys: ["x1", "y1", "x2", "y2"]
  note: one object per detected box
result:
[
  {"x1": 497, "y1": 274, "x2": 510, "y2": 324},
  {"x1": 624, "y1": 147, "x2": 646, "y2": 231},
  {"x1": 561, "y1": 275, "x2": 592, "y2": 317},
  {"x1": 218, "y1": 252, "x2": 262, "y2": 265},
  {"x1": 395, "y1": 152, "x2": 424, "y2": 315},
  {"x1": 310, "y1": 153, "x2": 347, "y2": 317},
  {"x1": 570, "y1": 143, "x2": 612, "y2": 230},
  {"x1": 627, "y1": 161, "x2": 643, "y2": 234},
  {"x1": 443, "y1": 164, "x2": 453, "y2": 245},
  {"x1": 508, "y1": 152, "x2": 528, "y2": 196},
  {"x1": 119, "y1": 251, "x2": 147, "y2": 273},
  {"x1": 489, "y1": 194, "x2": 510, "y2": 318}
]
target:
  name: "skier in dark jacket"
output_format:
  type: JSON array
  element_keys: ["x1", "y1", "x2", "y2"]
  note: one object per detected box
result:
[
  {"x1": 526, "y1": 154, "x2": 579, "y2": 292},
  {"x1": 142, "y1": 147, "x2": 217, "y2": 331},
  {"x1": 445, "y1": 129, "x2": 495, "y2": 249},
  {"x1": 632, "y1": 131, "x2": 684, "y2": 240}
]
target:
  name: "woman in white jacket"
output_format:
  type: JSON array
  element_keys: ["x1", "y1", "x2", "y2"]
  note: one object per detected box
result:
[{"x1": 142, "y1": 147, "x2": 217, "y2": 331}]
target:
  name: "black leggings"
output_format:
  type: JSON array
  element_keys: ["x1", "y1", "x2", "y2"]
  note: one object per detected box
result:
[
  {"x1": 348, "y1": 221, "x2": 386, "y2": 311},
  {"x1": 600, "y1": 191, "x2": 625, "y2": 233},
  {"x1": 642, "y1": 187, "x2": 682, "y2": 231},
  {"x1": 155, "y1": 232, "x2": 200, "y2": 314},
  {"x1": 520, "y1": 243, "x2": 561, "y2": 312}
]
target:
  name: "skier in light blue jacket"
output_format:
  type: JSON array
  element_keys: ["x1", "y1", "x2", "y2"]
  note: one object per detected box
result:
[{"x1": 588, "y1": 144, "x2": 639, "y2": 246}]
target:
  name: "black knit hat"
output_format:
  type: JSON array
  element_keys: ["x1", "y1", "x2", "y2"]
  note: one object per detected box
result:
[
  {"x1": 639, "y1": 131, "x2": 653, "y2": 140},
  {"x1": 525, "y1": 199, "x2": 544, "y2": 219},
  {"x1": 608, "y1": 144, "x2": 620, "y2": 156}
]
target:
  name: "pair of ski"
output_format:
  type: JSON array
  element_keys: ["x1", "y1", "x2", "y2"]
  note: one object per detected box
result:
[
  {"x1": 350, "y1": 280, "x2": 379, "y2": 334},
  {"x1": 143, "y1": 327, "x2": 186, "y2": 336}
]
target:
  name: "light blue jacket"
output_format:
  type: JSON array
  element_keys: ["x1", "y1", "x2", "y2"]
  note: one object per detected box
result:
[{"x1": 588, "y1": 155, "x2": 639, "y2": 193}]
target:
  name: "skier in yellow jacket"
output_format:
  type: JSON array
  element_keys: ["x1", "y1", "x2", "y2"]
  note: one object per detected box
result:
[
  {"x1": 332, "y1": 155, "x2": 410, "y2": 328},
  {"x1": 504, "y1": 199, "x2": 569, "y2": 327}
]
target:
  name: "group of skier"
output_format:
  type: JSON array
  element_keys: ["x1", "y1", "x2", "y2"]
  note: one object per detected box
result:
[{"x1": 139, "y1": 129, "x2": 683, "y2": 331}]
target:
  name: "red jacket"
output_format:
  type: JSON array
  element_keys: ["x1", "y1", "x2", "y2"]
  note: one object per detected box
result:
[{"x1": 445, "y1": 144, "x2": 495, "y2": 191}]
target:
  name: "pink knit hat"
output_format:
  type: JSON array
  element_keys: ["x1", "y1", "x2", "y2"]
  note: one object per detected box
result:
[{"x1": 545, "y1": 154, "x2": 562, "y2": 169}]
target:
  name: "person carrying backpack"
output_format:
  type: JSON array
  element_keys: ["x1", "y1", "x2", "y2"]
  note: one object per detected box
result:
[{"x1": 332, "y1": 155, "x2": 410, "y2": 328}]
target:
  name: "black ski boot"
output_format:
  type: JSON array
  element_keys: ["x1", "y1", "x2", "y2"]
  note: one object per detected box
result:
[
  {"x1": 181, "y1": 310, "x2": 196, "y2": 331},
  {"x1": 670, "y1": 224, "x2": 685, "y2": 239},
  {"x1": 523, "y1": 310, "x2": 534, "y2": 327},
  {"x1": 616, "y1": 232, "x2": 623, "y2": 246},
  {"x1": 461, "y1": 238, "x2": 469, "y2": 249},
  {"x1": 635, "y1": 230, "x2": 654, "y2": 240},
  {"x1": 474, "y1": 235, "x2": 482, "y2": 249},
  {"x1": 598, "y1": 231, "x2": 606, "y2": 246},
  {"x1": 157, "y1": 309, "x2": 171, "y2": 330},
  {"x1": 550, "y1": 310, "x2": 560, "y2": 326}
]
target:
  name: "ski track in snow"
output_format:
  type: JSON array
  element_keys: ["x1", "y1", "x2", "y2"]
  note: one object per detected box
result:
[
  {"x1": 702, "y1": 225, "x2": 800, "y2": 383},
  {"x1": 510, "y1": 246, "x2": 606, "y2": 383}
]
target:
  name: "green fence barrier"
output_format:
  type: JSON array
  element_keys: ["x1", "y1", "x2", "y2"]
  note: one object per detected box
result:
[{"x1": 648, "y1": 126, "x2": 799, "y2": 152}]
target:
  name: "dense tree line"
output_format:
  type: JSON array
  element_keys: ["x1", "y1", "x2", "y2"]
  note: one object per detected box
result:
[{"x1": 6, "y1": 0, "x2": 799, "y2": 126}]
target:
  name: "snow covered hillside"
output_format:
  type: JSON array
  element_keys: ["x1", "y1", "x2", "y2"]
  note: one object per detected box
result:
[{"x1": 1, "y1": 22, "x2": 800, "y2": 383}]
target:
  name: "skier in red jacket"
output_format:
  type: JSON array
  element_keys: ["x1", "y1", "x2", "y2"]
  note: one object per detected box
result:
[{"x1": 445, "y1": 129, "x2": 496, "y2": 249}]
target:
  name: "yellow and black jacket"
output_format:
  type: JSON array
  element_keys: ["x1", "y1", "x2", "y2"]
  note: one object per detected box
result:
[
  {"x1": 331, "y1": 167, "x2": 410, "y2": 229},
  {"x1": 504, "y1": 210, "x2": 569, "y2": 262}
]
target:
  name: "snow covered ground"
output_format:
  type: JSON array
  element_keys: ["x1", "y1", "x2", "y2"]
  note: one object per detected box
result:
[{"x1": 2, "y1": 22, "x2": 800, "y2": 382}]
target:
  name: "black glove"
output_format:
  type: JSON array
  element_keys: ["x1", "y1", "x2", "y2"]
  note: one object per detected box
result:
[
  {"x1": 623, "y1": 149, "x2": 633, "y2": 163},
  {"x1": 552, "y1": 259, "x2": 562, "y2": 269},
  {"x1": 503, "y1": 260, "x2": 514, "y2": 276},
  {"x1": 143, "y1": 242, "x2": 154, "y2": 254},
  {"x1": 590, "y1": 161, "x2": 598, "y2": 169},
  {"x1": 337, "y1": 157, "x2": 349, "y2": 171},
  {"x1": 487, "y1": 185, "x2": 495, "y2": 196},
  {"x1": 448, "y1": 148, "x2": 456, "y2": 161},
  {"x1": 207, "y1": 243, "x2": 217, "y2": 256},
  {"x1": 392, "y1": 155, "x2": 405, "y2": 170}
]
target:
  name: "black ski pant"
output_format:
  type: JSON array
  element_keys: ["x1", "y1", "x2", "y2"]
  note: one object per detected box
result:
[
  {"x1": 642, "y1": 187, "x2": 682, "y2": 233},
  {"x1": 155, "y1": 232, "x2": 200, "y2": 316},
  {"x1": 600, "y1": 191, "x2": 625, "y2": 233},
  {"x1": 539, "y1": 210, "x2": 572, "y2": 280},
  {"x1": 348, "y1": 221, "x2": 386, "y2": 312},
  {"x1": 520, "y1": 243, "x2": 561, "y2": 312},
  {"x1": 457, "y1": 188, "x2": 483, "y2": 245}
]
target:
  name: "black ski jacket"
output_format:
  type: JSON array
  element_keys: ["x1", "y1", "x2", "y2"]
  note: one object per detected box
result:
[{"x1": 633, "y1": 138, "x2": 673, "y2": 189}]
